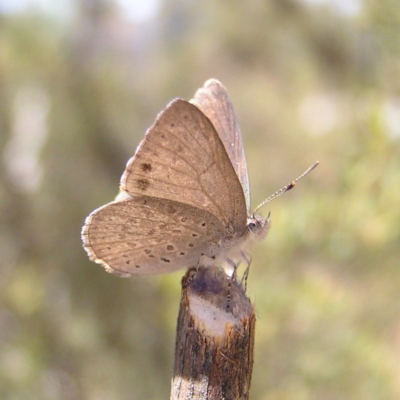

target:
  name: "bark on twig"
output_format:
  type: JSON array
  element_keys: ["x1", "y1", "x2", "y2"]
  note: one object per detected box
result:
[{"x1": 171, "y1": 266, "x2": 255, "y2": 400}]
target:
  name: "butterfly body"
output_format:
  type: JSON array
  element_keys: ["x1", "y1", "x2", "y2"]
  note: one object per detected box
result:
[{"x1": 205, "y1": 215, "x2": 270, "y2": 275}]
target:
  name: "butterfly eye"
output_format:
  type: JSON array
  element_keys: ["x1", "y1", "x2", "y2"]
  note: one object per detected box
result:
[{"x1": 248, "y1": 220, "x2": 259, "y2": 234}]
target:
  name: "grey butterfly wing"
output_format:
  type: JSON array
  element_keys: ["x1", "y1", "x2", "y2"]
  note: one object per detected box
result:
[
  {"x1": 191, "y1": 79, "x2": 251, "y2": 212},
  {"x1": 121, "y1": 99, "x2": 247, "y2": 232},
  {"x1": 82, "y1": 195, "x2": 226, "y2": 276}
]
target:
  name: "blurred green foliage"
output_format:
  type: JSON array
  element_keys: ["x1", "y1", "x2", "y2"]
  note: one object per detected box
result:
[{"x1": 1, "y1": 0, "x2": 400, "y2": 399}]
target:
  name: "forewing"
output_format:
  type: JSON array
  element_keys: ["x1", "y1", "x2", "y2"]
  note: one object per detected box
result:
[
  {"x1": 191, "y1": 79, "x2": 250, "y2": 212},
  {"x1": 121, "y1": 99, "x2": 247, "y2": 232},
  {"x1": 81, "y1": 195, "x2": 226, "y2": 276}
]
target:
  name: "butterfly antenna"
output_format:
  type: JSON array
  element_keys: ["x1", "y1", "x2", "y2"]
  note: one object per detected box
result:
[{"x1": 253, "y1": 161, "x2": 319, "y2": 213}]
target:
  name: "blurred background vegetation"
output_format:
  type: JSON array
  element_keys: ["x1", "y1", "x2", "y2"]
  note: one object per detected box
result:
[{"x1": 1, "y1": 0, "x2": 400, "y2": 399}]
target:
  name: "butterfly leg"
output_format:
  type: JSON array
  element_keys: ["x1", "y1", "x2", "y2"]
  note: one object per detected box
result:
[
  {"x1": 227, "y1": 258, "x2": 239, "y2": 280},
  {"x1": 226, "y1": 258, "x2": 239, "y2": 311},
  {"x1": 241, "y1": 252, "x2": 252, "y2": 292}
]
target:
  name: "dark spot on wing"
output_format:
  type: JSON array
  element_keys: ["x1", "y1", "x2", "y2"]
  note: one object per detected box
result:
[
  {"x1": 144, "y1": 249, "x2": 151, "y2": 254},
  {"x1": 161, "y1": 258, "x2": 170, "y2": 263},
  {"x1": 167, "y1": 245, "x2": 174, "y2": 251},
  {"x1": 141, "y1": 163, "x2": 152, "y2": 172},
  {"x1": 188, "y1": 243, "x2": 194, "y2": 248},
  {"x1": 181, "y1": 217, "x2": 187, "y2": 222},
  {"x1": 192, "y1": 233, "x2": 198, "y2": 238},
  {"x1": 137, "y1": 179, "x2": 150, "y2": 191}
]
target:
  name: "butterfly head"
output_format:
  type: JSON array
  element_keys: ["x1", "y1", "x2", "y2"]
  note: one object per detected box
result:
[{"x1": 247, "y1": 212, "x2": 271, "y2": 241}]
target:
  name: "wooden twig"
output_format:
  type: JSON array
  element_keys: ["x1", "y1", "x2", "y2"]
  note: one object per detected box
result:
[{"x1": 171, "y1": 266, "x2": 256, "y2": 400}]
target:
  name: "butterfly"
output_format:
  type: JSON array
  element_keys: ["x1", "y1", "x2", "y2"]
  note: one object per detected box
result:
[{"x1": 81, "y1": 79, "x2": 318, "y2": 278}]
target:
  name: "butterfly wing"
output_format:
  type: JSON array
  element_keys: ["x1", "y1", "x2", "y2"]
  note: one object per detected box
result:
[
  {"x1": 82, "y1": 195, "x2": 226, "y2": 276},
  {"x1": 120, "y1": 99, "x2": 247, "y2": 232},
  {"x1": 191, "y1": 79, "x2": 251, "y2": 212}
]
